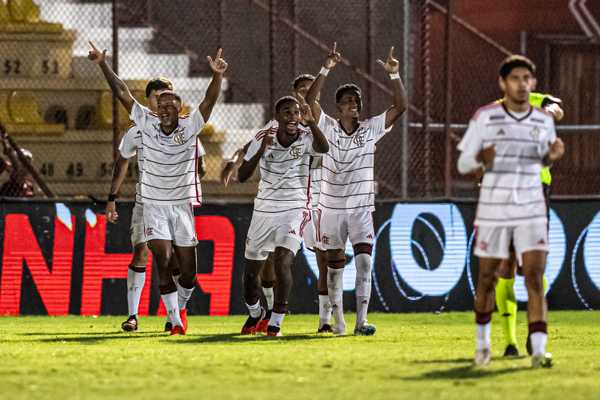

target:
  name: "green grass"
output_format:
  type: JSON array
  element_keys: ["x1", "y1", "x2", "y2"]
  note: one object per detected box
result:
[{"x1": 1, "y1": 311, "x2": 599, "y2": 400}]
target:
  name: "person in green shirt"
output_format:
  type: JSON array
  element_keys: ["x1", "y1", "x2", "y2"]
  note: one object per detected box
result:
[{"x1": 495, "y1": 90, "x2": 564, "y2": 357}]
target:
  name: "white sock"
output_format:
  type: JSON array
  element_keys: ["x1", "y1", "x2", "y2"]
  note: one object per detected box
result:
[
  {"x1": 175, "y1": 280, "x2": 194, "y2": 311},
  {"x1": 127, "y1": 267, "x2": 146, "y2": 317},
  {"x1": 327, "y1": 267, "x2": 345, "y2": 327},
  {"x1": 269, "y1": 311, "x2": 285, "y2": 328},
  {"x1": 476, "y1": 322, "x2": 491, "y2": 351},
  {"x1": 530, "y1": 332, "x2": 548, "y2": 356},
  {"x1": 354, "y1": 253, "x2": 372, "y2": 327},
  {"x1": 318, "y1": 294, "x2": 331, "y2": 327},
  {"x1": 263, "y1": 287, "x2": 274, "y2": 311},
  {"x1": 161, "y1": 291, "x2": 182, "y2": 327},
  {"x1": 246, "y1": 300, "x2": 262, "y2": 318}
]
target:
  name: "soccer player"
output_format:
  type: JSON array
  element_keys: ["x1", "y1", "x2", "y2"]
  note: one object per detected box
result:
[
  {"x1": 221, "y1": 74, "x2": 334, "y2": 332},
  {"x1": 305, "y1": 43, "x2": 407, "y2": 335},
  {"x1": 457, "y1": 55, "x2": 565, "y2": 367},
  {"x1": 107, "y1": 77, "x2": 200, "y2": 333},
  {"x1": 89, "y1": 41, "x2": 227, "y2": 335},
  {"x1": 238, "y1": 96, "x2": 329, "y2": 337},
  {"x1": 495, "y1": 91, "x2": 564, "y2": 357}
]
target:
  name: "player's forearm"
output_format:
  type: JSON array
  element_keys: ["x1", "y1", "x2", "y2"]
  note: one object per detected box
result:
[
  {"x1": 391, "y1": 77, "x2": 407, "y2": 116},
  {"x1": 237, "y1": 154, "x2": 262, "y2": 183},
  {"x1": 307, "y1": 122, "x2": 329, "y2": 153},
  {"x1": 98, "y1": 60, "x2": 134, "y2": 113},
  {"x1": 200, "y1": 72, "x2": 223, "y2": 121},
  {"x1": 109, "y1": 156, "x2": 129, "y2": 196},
  {"x1": 306, "y1": 73, "x2": 326, "y2": 107}
]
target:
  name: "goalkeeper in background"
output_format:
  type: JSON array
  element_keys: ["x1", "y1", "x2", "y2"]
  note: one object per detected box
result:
[{"x1": 496, "y1": 89, "x2": 564, "y2": 357}]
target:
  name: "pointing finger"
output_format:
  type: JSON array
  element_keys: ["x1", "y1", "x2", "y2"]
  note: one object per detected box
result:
[
  {"x1": 388, "y1": 46, "x2": 395, "y2": 60},
  {"x1": 88, "y1": 41, "x2": 98, "y2": 51},
  {"x1": 215, "y1": 47, "x2": 223, "y2": 59},
  {"x1": 207, "y1": 55, "x2": 213, "y2": 64},
  {"x1": 332, "y1": 42, "x2": 337, "y2": 54}
]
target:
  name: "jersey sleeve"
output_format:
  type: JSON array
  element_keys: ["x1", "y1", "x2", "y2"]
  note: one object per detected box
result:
[
  {"x1": 187, "y1": 107, "x2": 206, "y2": 137},
  {"x1": 129, "y1": 101, "x2": 151, "y2": 127},
  {"x1": 539, "y1": 117, "x2": 557, "y2": 158},
  {"x1": 317, "y1": 112, "x2": 337, "y2": 140},
  {"x1": 457, "y1": 115, "x2": 485, "y2": 174},
  {"x1": 118, "y1": 126, "x2": 141, "y2": 159},
  {"x1": 366, "y1": 111, "x2": 390, "y2": 143}
]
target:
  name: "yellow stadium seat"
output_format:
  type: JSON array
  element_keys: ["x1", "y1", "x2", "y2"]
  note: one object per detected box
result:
[
  {"x1": 0, "y1": 2, "x2": 10, "y2": 24},
  {"x1": 97, "y1": 91, "x2": 147, "y2": 129},
  {"x1": 9, "y1": 0, "x2": 40, "y2": 24},
  {"x1": 0, "y1": 92, "x2": 13, "y2": 125},
  {"x1": 1, "y1": 91, "x2": 64, "y2": 135},
  {"x1": 9, "y1": 91, "x2": 43, "y2": 124}
]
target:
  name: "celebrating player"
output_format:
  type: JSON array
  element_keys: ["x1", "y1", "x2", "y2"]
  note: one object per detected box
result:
[
  {"x1": 238, "y1": 96, "x2": 328, "y2": 337},
  {"x1": 305, "y1": 43, "x2": 407, "y2": 335},
  {"x1": 221, "y1": 74, "x2": 334, "y2": 332},
  {"x1": 457, "y1": 55, "x2": 565, "y2": 367},
  {"x1": 90, "y1": 41, "x2": 227, "y2": 335}
]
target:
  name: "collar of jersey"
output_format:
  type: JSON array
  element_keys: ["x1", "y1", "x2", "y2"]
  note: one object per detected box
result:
[
  {"x1": 337, "y1": 119, "x2": 361, "y2": 135},
  {"x1": 501, "y1": 102, "x2": 533, "y2": 122}
]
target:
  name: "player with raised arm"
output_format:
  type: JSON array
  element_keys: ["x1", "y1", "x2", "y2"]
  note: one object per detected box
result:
[
  {"x1": 238, "y1": 96, "x2": 329, "y2": 337},
  {"x1": 305, "y1": 43, "x2": 407, "y2": 335},
  {"x1": 90, "y1": 41, "x2": 227, "y2": 335},
  {"x1": 457, "y1": 55, "x2": 564, "y2": 367}
]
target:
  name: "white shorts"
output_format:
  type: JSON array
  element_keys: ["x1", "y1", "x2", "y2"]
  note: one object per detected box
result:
[
  {"x1": 130, "y1": 202, "x2": 146, "y2": 246},
  {"x1": 317, "y1": 210, "x2": 374, "y2": 250},
  {"x1": 244, "y1": 210, "x2": 310, "y2": 260},
  {"x1": 474, "y1": 223, "x2": 549, "y2": 264},
  {"x1": 302, "y1": 209, "x2": 324, "y2": 252},
  {"x1": 142, "y1": 203, "x2": 198, "y2": 247}
]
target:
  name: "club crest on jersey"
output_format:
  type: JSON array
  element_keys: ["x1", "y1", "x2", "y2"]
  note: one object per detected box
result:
[
  {"x1": 496, "y1": 129, "x2": 506, "y2": 136},
  {"x1": 530, "y1": 126, "x2": 541, "y2": 140},
  {"x1": 289, "y1": 145, "x2": 303, "y2": 159},
  {"x1": 173, "y1": 132, "x2": 185, "y2": 144},
  {"x1": 353, "y1": 132, "x2": 366, "y2": 147}
]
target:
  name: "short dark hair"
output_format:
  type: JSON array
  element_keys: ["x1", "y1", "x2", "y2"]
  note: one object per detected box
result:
[
  {"x1": 499, "y1": 55, "x2": 536, "y2": 79},
  {"x1": 335, "y1": 83, "x2": 362, "y2": 112},
  {"x1": 275, "y1": 96, "x2": 299, "y2": 113},
  {"x1": 292, "y1": 74, "x2": 315, "y2": 90},
  {"x1": 145, "y1": 77, "x2": 173, "y2": 98},
  {"x1": 157, "y1": 90, "x2": 182, "y2": 104}
]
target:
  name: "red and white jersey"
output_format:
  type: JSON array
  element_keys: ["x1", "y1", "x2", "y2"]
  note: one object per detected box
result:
[
  {"x1": 120, "y1": 101, "x2": 206, "y2": 205},
  {"x1": 458, "y1": 102, "x2": 556, "y2": 227},
  {"x1": 261, "y1": 119, "x2": 322, "y2": 210},
  {"x1": 317, "y1": 111, "x2": 390, "y2": 214},
  {"x1": 244, "y1": 124, "x2": 317, "y2": 215}
]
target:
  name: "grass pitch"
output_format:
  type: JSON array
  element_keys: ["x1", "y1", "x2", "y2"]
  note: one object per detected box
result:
[{"x1": 1, "y1": 311, "x2": 599, "y2": 400}]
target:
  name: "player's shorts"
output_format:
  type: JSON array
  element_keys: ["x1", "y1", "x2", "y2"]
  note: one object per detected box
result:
[
  {"x1": 317, "y1": 209, "x2": 374, "y2": 250},
  {"x1": 130, "y1": 202, "x2": 146, "y2": 246},
  {"x1": 474, "y1": 223, "x2": 549, "y2": 265},
  {"x1": 302, "y1": 209, "x2": 324, "y2": 252},
  {"x1": 244, "y1": 210, "x2": 309, "y2": 260},
  {"x1": 142, "y1": 203, "x2": 198, "y2": 247}
]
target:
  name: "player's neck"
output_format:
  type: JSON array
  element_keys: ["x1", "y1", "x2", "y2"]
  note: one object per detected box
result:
[
  {"x1": 339, "y1": 117, "x2": 359, "y2": 135},
  {"x1": 503, "y1": 98, "x2": 530, "y2": 113},
  {"x1": 276, "y1": 129, "x2": 298, "y2": 147},
  {"x1": 160, "y1": 123, "x2": 178, "y2": 135}
]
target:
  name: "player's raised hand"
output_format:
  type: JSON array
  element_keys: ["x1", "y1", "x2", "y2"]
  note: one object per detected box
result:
[
  {"x1": 261, "y1": 134, "x2": 275, "y2": 150},
  {"x1": 547, "y1": 138, "x2": 565, "y2": 162},
  {"x1": 300, "y1": 103, "x2": 315, "y2": 124},
  {"x1": 324, "y1": 42, "x2": 342, "y2": 69},
  {"x1": 377, "y1": 46, "x2": 400, "y2": 74},
  {"x1": 88, "y1": 41, "x2": 107, "y2": 64},
  {"x1": 105, "y1": 201, "x2": 119, "y2": 223},
  {"x1": 207, "y1": 48, "x2": 228, "y2": 74}
]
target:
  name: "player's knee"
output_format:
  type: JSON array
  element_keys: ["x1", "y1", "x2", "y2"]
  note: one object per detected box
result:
[
  {"x1": 327, "y1": 257, "x2": 345, "y2": 269},
  {"x1": 131, "y1": 244, "x2": 149, "y2": 266},
  {"x1": 353, "y1": 243, "x2": 373, "y2": 256},
  {"x1": 158, "y1": 282, "x2": 176, "y2": 294},
  {"x1": 261, "y1": 280, "x2": 275, "y2": 289}
]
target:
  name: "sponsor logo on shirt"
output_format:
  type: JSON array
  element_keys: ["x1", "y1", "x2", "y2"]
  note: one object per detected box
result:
[
  {"x1": 496, "y1": 129, "x2": 506, "y2": 136},
  {"x1": 144, "y1": 227, "x2": 154, "y2": 236},
  {"x1": 478, "y1": 240, "x2": 488, "y2": 251}
]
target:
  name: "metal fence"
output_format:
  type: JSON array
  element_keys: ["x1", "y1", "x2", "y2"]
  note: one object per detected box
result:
[{"x1": 0, "y1": 0, "x2": 598, "y2": 201}]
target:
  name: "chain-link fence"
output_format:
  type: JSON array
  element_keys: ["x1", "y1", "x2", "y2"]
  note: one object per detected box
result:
[{"x1": 1, "y1": 0, "x2": 598, "y2": 201}]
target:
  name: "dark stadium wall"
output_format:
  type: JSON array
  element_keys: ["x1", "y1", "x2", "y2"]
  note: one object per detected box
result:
[{"x1": 1, "y1": 200, "x2": 599, "y2": 316}]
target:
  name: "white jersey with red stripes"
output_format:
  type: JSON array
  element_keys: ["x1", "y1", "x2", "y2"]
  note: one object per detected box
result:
[
  {"x1": 244, "y1": 123, "x2": 317, "y2": 215},
  {"x1": 120, "y1": 101, "x2": 206, "y2": 205},
  {"x1": 458, "y1": 102, "x2": 556, "y2": 227}
]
